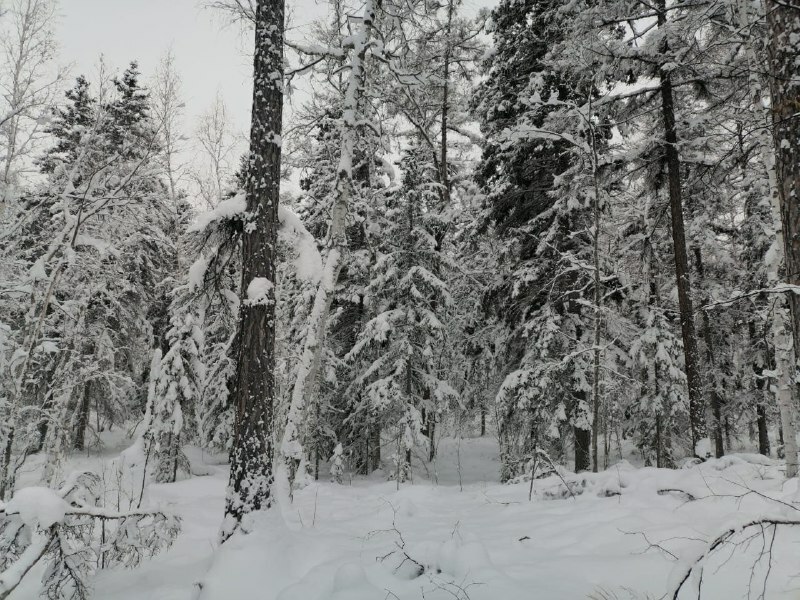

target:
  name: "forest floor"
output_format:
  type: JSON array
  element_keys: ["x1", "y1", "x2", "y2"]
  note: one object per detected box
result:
[{"x1": 10, "y1": 434, "x2": 800, "y2": 600}]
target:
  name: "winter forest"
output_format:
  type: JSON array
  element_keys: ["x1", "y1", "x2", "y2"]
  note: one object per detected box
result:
[{"x1": 1, "y1": 0, "x2": 800, "y2": 597}]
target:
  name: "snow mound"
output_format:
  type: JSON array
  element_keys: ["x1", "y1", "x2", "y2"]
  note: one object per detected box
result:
[
  {"x1": 246, "y1": 276, "x2": 273, "y2": 306},
  {"x1": 332, "y1": 563, "x2": 367, "y2": 591},
  {"x1": 278, "y1": 205, "x2": 322, "y2": 284},
  {"x1": 189, "y1": 192, "x2": 247, "y2": 233},
  {"x1": 5, "y1": 487, "x2": 67, "y2": 528},
  {"x1": 90, "y1": 436, "x2": 800, "y2": 600}
]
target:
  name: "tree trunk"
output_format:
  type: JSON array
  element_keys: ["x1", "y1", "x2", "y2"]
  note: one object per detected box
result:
[
  {"x1": 656, "y1": 0, "x2": 705, "y2": 454},
  {"x1": 767, "y1": 0, "x2": 800, "y2": 358},
  {"x1": 439, "y1": 0, "x2": 454, "y2": 207},
  {"x1": 750, "y1": 321, "x2": 771, "y2": 457},
  {"x1": 427, "y1": 414, "x2": 436, "y2": 462},
  {"x1": 693, "y1": 248, "x2": 724, "y2": 458},
  {"x1": 589, "y1": 102, "x2": 603, "y2": 473},
  {"x1": 765, "y1": 0, "x2": 800, "y2": 478},
  {"x1": 222, "y1": 0, "x2": 283, "y2": 538},
  {"x1": 278, "y1": 0, "x2": 377, "y2": 498},
  {"x1": 574, "y1": 425, "x2": 590, "y2": 473},
  {"x1": 756, "y1": 404, "x2": 770, "y2": 457},
  {"x1": 655, "y1": 413, "x2": 663, "y2": 468},
  {"x1": 367, "y1": 418, "x2": 380, "y2": 473},
  {"x1": 73, "y1": 381, "x2": 91, "y2": 451}
]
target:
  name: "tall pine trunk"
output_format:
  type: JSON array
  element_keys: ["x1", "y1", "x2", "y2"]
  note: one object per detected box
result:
[
  {"x1": 656, "y1": 0, "x2": 705, "y2": 454},
  {"x1": 693, "y1": 248, "x2": 725, "y2": 458},
  {"x1": 73, "y1": 381, "x2": 91, "y2": 451},
  {"x1": 767, "y1": 1, "x2": 800, "y2": 363},
  {"x1": 589, "y1": 97, "x2": 603, "y2": 473},
  {"x1": 741, "y1": 0, "x2": 799, "y2": 477},
  {"x1": 766, "y1": 0, "x2": 800, "y2": 478},
  {"x1": 222, "y1": 0, "x2": 284, "y2": 538}
]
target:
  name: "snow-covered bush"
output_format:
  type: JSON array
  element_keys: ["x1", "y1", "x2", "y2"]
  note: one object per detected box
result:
[{"x1": 0, "y1": 474, "x2": 180, "y2": 600}]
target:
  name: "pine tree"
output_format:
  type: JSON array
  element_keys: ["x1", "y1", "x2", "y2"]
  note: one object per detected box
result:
[
  {"x1": 0, "y1": 65, "x2": 175, "y2": 496},
  {"x1": 472, "y1": 0, "x2": 598, "y2": 473},
  {"x1": 223, "y1": 0, "x2": 284, "y2": 536},
  {"x1": 346, "y1": 143, "x2": 457, "y2": 479},
  {"x1": 148, "y1": 304, "x2": 203, "y2": 483}
]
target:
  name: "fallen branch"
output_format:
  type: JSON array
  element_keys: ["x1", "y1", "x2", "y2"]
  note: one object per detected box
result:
[{"x1": 670, "y1": 518, "x2": 800, "y2": 600}]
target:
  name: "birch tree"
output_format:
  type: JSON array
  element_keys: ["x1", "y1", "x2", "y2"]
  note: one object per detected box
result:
[
  {"x1": 0, "y1": 0, "x2": 64, "y2": 209},
  {"x1": 276, "y1": 0, "x2": 377, "y2": 497}
]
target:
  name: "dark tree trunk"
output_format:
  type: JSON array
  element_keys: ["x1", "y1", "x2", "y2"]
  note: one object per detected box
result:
[
  {"x1": 369, "y1": 421, "x2": 380, "y2": 472},
  {"x1": 223, "y1": 0, "x2": 284, "y2": 537},
  {"x1": 73, "y1": 381, "x2": 91, "y2": 451},
  {"x1": 767, "y1": 0, "x2": 800, "y2": 362},
  {"x1": 693, "y1": 248, "x2": 724, "y2": 458},
  {"x1": 656, "y1": 0, "x2": 705, "y2": 453},
  {"x1": 427, "y1": 416, "x2": 436, "y2": 462},
  {"x1": 655, "y1": 414, "x2": 662, "y2": 468},
  {"x1": 748, "y1": 320, "x2": 771, "y2": 457},
  {"x1": 756, "y1": 404, "x2": 770, "y2": 456},
  {"x1": 574, "y1": 425, "x2": 591, "y2": 473}
]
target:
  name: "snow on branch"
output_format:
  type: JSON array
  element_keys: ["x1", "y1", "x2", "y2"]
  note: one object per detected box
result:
[
  {"x1": 278, "y1": 205, "x2": 322, "y2": 284},
  {"x1": 669, "y1": 517, "x2": 800, "y2": 600},
  {"x1": 0, "y1": 475, "x2": 180, "y2": 600},
  {"x1": 187, "y1": 191, "x2": 247, "y2": 234}
]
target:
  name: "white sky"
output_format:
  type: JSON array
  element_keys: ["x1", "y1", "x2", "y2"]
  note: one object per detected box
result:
[
  {"x1": 53, "y1": 0, "x2": 493, "y2": 195},
  {"x1": 55, "y1": 0, "x2": 333, "y2": 194},
  {"x1": 57, "y1": 0, "x2": 257, "y2": 135},
  {"x1": 55, "y1": 0, "x2": 492, "y2": 128}
]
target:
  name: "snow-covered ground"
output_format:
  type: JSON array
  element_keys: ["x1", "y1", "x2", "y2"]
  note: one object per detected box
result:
[{"x1": 9, "y1": 435, "x2": 800, "y2": 600}]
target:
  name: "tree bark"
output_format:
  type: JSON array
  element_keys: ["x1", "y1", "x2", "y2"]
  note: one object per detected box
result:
[
  {"x1": 766, "y1": 0, "x2": 800, "y2": 479},
  {"x1": 589, "y1": 99, "x2": 603, "y2": 473},
  {"x1": 277, "y1": 0, "x2": 375, "y2": 498},
  {"x1": 767, "y1": 0, "x2": 800, "y2": 360},
  {"x1": 73, "y1": 381, "x2": 91, "y2": 451},
  {"x1": 755, "y1": 405, "x2": 769, "y2": 456},
  {"x1": 693, "y1": 248, "x2": 725, "y2": 458},
  {"x1": 574, "y1": 424, "x2": 591, "y2": 473},
  {"x1": 656, "y1": 0, "x2": 705, "y2": 454},
  {"x1": 222, "y1": 0, "x2": 283, "y2": 538},
  {"x1": 370, "y1": 420, "x2": 381, "y2": 471}
]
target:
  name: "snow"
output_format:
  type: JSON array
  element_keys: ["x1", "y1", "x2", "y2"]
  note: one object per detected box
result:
[
  {"x1": 13, "y1": 436, "x2": 787, "y2": 600},
  {"x1": 246, "y1": 276, "x2": 273, "y2": 306},
  {"x1": 188, "y1": 192, "x2": 247, "y2": 233},
  {"x1": 188, "y1": 254, "x2": 211, "y2": 292},
  {"x1": 34, "y1": 340, "x2": 58, "y2": 354},
  {"x1": 4, "y1": 487, "x2": 67, "y2": 529},
  {"x1": 74, "y1": 234, "x2": 119, "y2": 257},
  {"x1": 29, "y1": 258, "x2": 47, "y2": 281},
  {"x1": 278, "y1": 205, "x2": 323, "y2": 284}
]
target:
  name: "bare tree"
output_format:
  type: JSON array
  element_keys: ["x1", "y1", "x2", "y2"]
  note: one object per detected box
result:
[
  {"x1": 0, "y1": 0, "x2": 65, "y2": 206},
  {"x1": 151, "y1": 49, "x2": 187, "y2": 203},
  {"x1": 192, "y1": 92, "x2": 240, "y2": 208},
  {"x1": 205, "y1": 0, "x2": 256, "y2": 24}
]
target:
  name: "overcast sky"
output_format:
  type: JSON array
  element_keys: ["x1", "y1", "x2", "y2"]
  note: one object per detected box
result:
[
  {"x1": 53, "y1": 0, "x2": 492, "y2": 195},
  {"x1": 57, "y1": 0, "x2": 257, "y2": 135},
  {"x1": 55, "y1": 0, "x2": 491, "y2": 130},
  {"x1": 54, "y1": 0, "x2": 335, "y2": 194}
]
